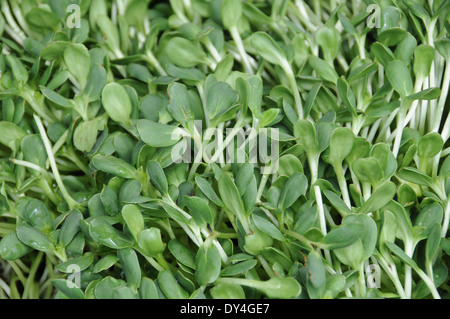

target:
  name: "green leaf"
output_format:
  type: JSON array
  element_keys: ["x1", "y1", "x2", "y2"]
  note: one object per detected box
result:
[
  {"x1": 245, "y1": 229, "x2": 274, "y2": 256},
  {"x1": 6, "y1": 55, "x2": 28, "y2": 84},
  {"x1": 358, "y1": 182, "x2": 397, "y2": 215},
  {"x1": 41, "y1": 41, "x2": 70, "y2": 60},
  {"x1": 328, "y1": 127, "x2": 354, "y2": 166},
  {"x1": 167, "y1": 82, "x2": 192, "y2": 125},
  {"x1": 396, "y1": 167, "x2": 436, "y2": 188},
  {"x1": 168, "y1": 239, "x2": 196, "y2": 269},
  {"x1": 220, "y1": 259, "x2": 258, "y2": 277},
  {"x1": 83, "y1": 63, "x2": 107, "y2": 102},
  {"x1": 337, "y1": 78, "x2": 357, "y2": 117},
  {"x1": 64, "y1": 44, "x2": 91, "y2": 90},
  {"x1": 16, "y1": 223, "x2": 53, "y2": 252},
  {"x1": 370, "y1": 143, "x2": 397, "y2": 180},
  {"x1": 251, "y1": 213, "x2": 285, "y2": 242},
  {"x1": 320, "y1": 223, "x2": 364, "y2": 250},
  {"x1": 323, "y1": 190, "x2": 352, "y2": 216},
  {"x1": 251, "y1": 32, "x2": 288, "y2": 67},
  {"x1": 222, "y1": 0, "x2": 242, "y2": 29},
  {"x1": 139, "y1": 278, "x2": 160, "y2": 299},
  {"x1": 88, "y1": 218, "x2": 134, "y2": 249},
  {"x1": 59, "y1": 209, "x2": 83, "y2": 246},
  {"x1": 195, "y1": 241, "x2": 222, "y2": 286},
  {"x1": 418, "y1": 132, "x2": 444, "y2": 159},
  {"x1": 334, "y1": 214, "x2": 377, "y2": 268},
  {"x1": 137, "y1": 120, "x2": 181, "y2": 148},
  {"x1": 384, "y1": 200, "x2": 414, "y2": 243},
  {"x1": 206, "y1": 81, "x2": 238, "y2": 120},
  {"x1": 55, "y1": 254, "x2": 95, "y2": 273},
  {"x1": 345, "y1": 137, "x2": 370, "y2": 166},
  {"x1": 73, "y1": 118, "x2": 106, "y2": 153},
  {"x1": 435, "y1": 38, "x2": 450, "y2": 60},
  {"x1": 122, "y1": 204, "x2": 144, "y2": 241},
  {"x1": 210, "y1": 283, "x2": 246, "y2": 299},
  {"x1": 425, "y1": 223, "x2": 441, "y2": 264},
  {"x1": 415, "y1": 203, "x2": 444, "y2": 234},
  {"x1": 278, "y1": 172, "x2": 308, "y2": 210},
  {"x1": 157, "y1": 270, "x2": 189, "y2": 299},
  {"x1": 407, "y1": 88, "x2": 441, "y2": 101},
  {"x1": 304, "y1": 83, "x2": 321, "y2": 117},
  {"x1": 413, "y1": 45, "x2": 435, "y2": 79},
  {"x1": 256, "y1": 277, "x2": 302, "y2": 299},
  {"x1": 278, "y1": 154, "x2": 304, "y2": 176},
  {"x1": 316, "y1": 26, "x2": 340, "y2": 63},
  {"x1": 306, "y1": 252, "x2": 326, "y2": 288},
  {"x1": 309, "y1": 56, "x2": 339, "y2": 84},
  {"x1": 386, "y1": 60, "x2": 413, "y2": 97},
  {"x1": 92, "y1": 155, "x2": 137, "y2": 178},
  {"x1": 41, "y1": 86, "x2": 71, "y2": 108},
  {"x1": 102, "y1": 83, "x2": 132, "y2": 126},
  {"x1": 386, "y1": 242, "x2": 418, "y2": 269},
  {"x1": 100, "y1": 185, "x2": 119, "y2": 216},
  {"x1": 138, "y1": 228, "x2": 166, "y2": 257},
  {"x1": 16, "y1": 198, "x2": 52, "y2": 233},
  {"x1": 52, "y1": 279, "x2": 85, "y2": 299},
  {"x1": 378, "y1": 28, "x2": 408, "y2": 47},
  {"x1": 195, "y1": 176, "x2": 224, "y2": 207},
  {"x1": 94, "y1": 277, "x2": 128, "y2": 299},
  {"x1": 93, "y1": 254, "x2": 118, "y2": 273},
  {"x1": 166, "y1": 64, "x2": 205, "y2": 82},
  {"x1": 147, "y1": 161, "x2": 168, "y2": 195},
  {"x1": 338, "y1": 12, "x2": 356, "y2": 34},
  {"x1": 370, "y1": 42, "x2": 395, "y2": 67},
  {"x1": 117, "y1": 178, "x2": 143, "y2": 204},
  {"x1": 118, "y1": 248, "x2": 141, "y2": 289},
  {"x1": 218, "y1": 174, "x2": 248, "y2": 220},
  {"x1": 293, "y1": 120, "x2": 318, "y2": 155},
  {"x1": 96, "y1": 15, "x2": 121, "y2": 53},
  {"x1": 21, "y1": 135, "x2": 48, "y2": 169},
  {"x1": 183, "y1": 196, "x2": 214, "y2": 228},
  {"x1": 351, "y1": 157, "x2": 384, "y2": 187},
  {"x1": 164, "y1": 37, "x2": 208, "y2": 68},
  {"x1": 0, "y1": 121, "x2": 27, "y2": 151},
  {"x1": 0, "y1": 232, "x2": 33, "y2": 261}
]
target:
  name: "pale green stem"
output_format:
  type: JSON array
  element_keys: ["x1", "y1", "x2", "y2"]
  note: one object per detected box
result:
[
  {"x1": 434, "y1": 58, "x2": 450, "y2": 132},
  {"x1": 257, "y1": 255, "x2": 275, "y2": 278},
  {"x1": 23, "y1": 252, "x2": 43, "y2": 299},
  {"x1": 203, "y1": 37, "x2": 223, "y2": 63},
  {"x1": 145, "y1": 51, "x2": 167, "y2": 76},
  {"x1": 414, "y1": 266, "x2": 441, "y2": 299},
  {"x1": 1, "y1": 0, "x2": 26, "y2": 42},
  {"x1": 21, "y1": 89, "x2": 55, "y2": 124},
  {"x1": 0, "y1": 278, "x2": 11, "y2": 298},
  {"x1": 196, "y1": 83, "x2": 209, "y2": 127},
  {"x1": 392, "y1": 100, "x2": 412, "y2": 158},
  {"x1": 229, "y1": 26, "x2": 254, "y2": 76},
  {"x1": 282, "y1": 61, "x2": 304, "y2": 119},
  {"x1": 441, "y1": 199, "x2": 450, "y2": 238},
  {"x1": 143, "y1": 256, "x2": 165, "y2": 272},
  {"x1": 404, "y1": 240, "x2": 414, "y2": 299},
  {"x1": 357, "y1": 263, "x2": 367, "y2": 298},
  {"x1": 33, "y1": 115, "x2": 79, "y2": 210},
  {"x1": 9, "y1": 0, "x2": 30, "y2": 36},
  {"x1": 10, "y1": 159, "x2": 52, "y2": 177},
  {"x1": 377, "y1": 255, "x2": 407, "y2": 299}
]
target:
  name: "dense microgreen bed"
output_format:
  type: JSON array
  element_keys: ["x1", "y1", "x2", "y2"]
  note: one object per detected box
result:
[{"x1": 0, "y1": 0, "x2": 450, "y2": 299}]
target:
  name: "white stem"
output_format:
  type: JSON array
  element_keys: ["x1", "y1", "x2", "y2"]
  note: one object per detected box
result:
[{"x1": 404, "y1": 241, "x2": 414, "y2": 299}]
